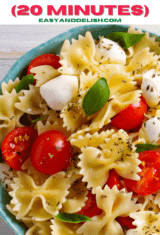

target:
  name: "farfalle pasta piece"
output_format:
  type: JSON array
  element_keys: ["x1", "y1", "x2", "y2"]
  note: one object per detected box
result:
[
  {"x1": 77, "y1": 185, "x2": 142, "y2": 235},
  {"x1": 60, "y1": 38, "x2": 71, "y2": 56},
  {"x1": 125, "y1": 47, "x2": 158, "y2": 75},
  {"x1": 26, "y1": 221, "x2": 52, "y2": 235},
  {"x1": 79, "y1": 72, "x2": 99, "y2": 96},
  {"x1": 35, "y1": 104, "x2": 71, "y2": 137},
  {"x1": 36, "y1": 120, "x2": 71, "y2": 138},
  {"x1": 127, "y1": 211, "x2": 160, "y2": 235},
  {"x1": 8, "y1": 171, "x2": 70, "y2": 221},
  {"x1": 0, "y1": 89, "x2": 24, "y2": 144},
  {"x1": 78, "y1": 144, "x2": 111, "y2": 192},
  {"x1": 78, "y1": 129, "x2": 141, "y2": 193},
  {"x1": 135, "y1": 195, "x2": 151, "y2": 212},
  {"x1": 60, "y1": 101, "x2": 86, "y2": 132},
  {"x1": 51, "y1": 218, "x2": 79, "y2": 235},
  {"x1": 1, "y1": 77, "x2": 20, "y2": 93},
  {"x1": 99, "y1": 64, "x2": 125, "y2": 79},
  {"x1": 70, "y1": 129, "x2": 114, "y2": 149},
  {"x1": 31, "y1": 65, "x2": 60, "y2": 87},
  {"x1": 67, "y1": 127, "x2": 93, "y2": 142},
  {"x1": 79, "y1": 70, "x2": 136, "y2": 105},
  {"x1": 59, "y1": 31, "x2": 101, "y2": 75},
  {"x1": 139, "y1": 194, "x2": 160, "y2": 213},
  {"x1": 107, "y1": 72, "x2": 137, "y2": 98},
  {"x1": 15, "y1": 85, "x2": 45, "y2": 115},
  {"x1": 21, "y1": 158, "x2": 49, "y2": 186},
  {"x1": 100, "y1": 129, "x2": 141, "y2": 179},
  {"x1": 128, "y1": 25, "x2": 160, "y2": 55}
]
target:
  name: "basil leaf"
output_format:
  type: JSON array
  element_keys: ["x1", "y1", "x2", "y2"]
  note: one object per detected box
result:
[
  {"x1": 82, "y1": 77, "x2": 110, "y2": 117},
  {"x1": 135, "y1": 143, "x2": 160, "y2": 153},
  {"x1": 56, "y1": 212, "x2": 92, "y2": 223},
  {"x1": 106, "y1": 32, "x2": 146, "y2": 49},
  {"x1": 31, "y1": 115, "x2": 49, "y2": 123},
  {"x1": 15, "y1": 74, "x2": 34, "y2": 93}
]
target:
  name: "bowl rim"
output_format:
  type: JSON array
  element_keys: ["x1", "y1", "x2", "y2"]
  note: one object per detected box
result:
[
  {"x1": 0, "y1": 23, "x2": 135, "y2": 234},
  {"x1": 0, "y1": 24, "x2": 130, "y2": 88}
]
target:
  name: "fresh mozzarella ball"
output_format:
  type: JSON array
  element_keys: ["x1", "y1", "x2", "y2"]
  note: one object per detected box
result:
[
  {"x1": 141, "y1": 69, "x2": 160, "y2": 107},
  {"x1": 40, "y1": 75, "x2": 78, "y2": 110},
  {"x1": 139, "y1": 117, "x2": 160, "y2": 144},
  {"x1": 95, "y1": 38, "x2": 126, "y2": 65}
]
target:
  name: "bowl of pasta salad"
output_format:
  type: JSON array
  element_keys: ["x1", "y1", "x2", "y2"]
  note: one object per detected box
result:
[{"x1": 1, "y1": 24, "x2": 160, "y2": 235}]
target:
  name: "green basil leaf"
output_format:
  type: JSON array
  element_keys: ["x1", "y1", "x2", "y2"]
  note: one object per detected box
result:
[
  {"x1": 135, "y1": 143, "x2": 160, "y2": 153},
  {"x1": 56, "y1": 212, "x2": 92, "y2": 223},
  {"x1": 15, "y1": 74, "x2": 34, "y2": 93},
  {"x1": 31, "y1": 115, "x2": 49, "y2": 123},
  {"x1": 82, "y1": 77, "x2": 110, "y2": 117},
  {"x1": 106, "y1": 32, "x2": 146, "y2": 49}
]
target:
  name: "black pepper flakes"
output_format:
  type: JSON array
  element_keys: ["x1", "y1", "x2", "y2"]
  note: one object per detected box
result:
[
  {"x1": 97, "y1": 153, "x2": 101, "y2": 159},
  {"x1": 150, "y1": 87, "x2": 154, "y2": 92},
  {"x1": 146, "y1": 85, "x2": 150, "y2": 91}
]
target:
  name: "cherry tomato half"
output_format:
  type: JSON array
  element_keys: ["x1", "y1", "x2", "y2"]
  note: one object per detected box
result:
[
  {"x1": 1, "y1": 127, "x2": 38, "y2": 170},
  {"x1": 116, "y1": 216, "x2": 136, "y2": 231},
  {"x1": 124, "y1": 150, "x2": 160, "y2": 196},
  {"x1": 78, "y1": 191, "x2": 102, "y2": 218},
  {"x1": 30, "y1": 130, "x2": 72, "y2": 175},
  {"x1": 106, "y1": 169, "x2": 132, "y2": 193},
  {"x1": 111, "y1": 96, "x2": 148, "y2": 131},
  {"x1": 27, "y1": 54, "x2": 61, "y2": 74},
  {"x1": 106, "y1": 169, "x2": 123, "y2": 190}
]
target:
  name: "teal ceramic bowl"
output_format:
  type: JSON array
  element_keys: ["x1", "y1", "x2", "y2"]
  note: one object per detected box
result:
[{"x1": 0, "y1": 24, "x2": 131, "y2": 234}]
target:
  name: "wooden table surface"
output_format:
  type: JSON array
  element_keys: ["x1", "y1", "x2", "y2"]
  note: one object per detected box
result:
[
  {"x1": 1, "y1": 25, "x2": 160, "y2": 82},
  {"x1": 0, "y1": 25, "x2": 78, "y2": 83},
  {"x1": 0, "y1": 24, "x2": 160, "y2": 234}
]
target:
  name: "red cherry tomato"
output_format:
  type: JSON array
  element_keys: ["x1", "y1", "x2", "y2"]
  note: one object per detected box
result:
[
  {"x1": 1, "y1": 127, "x2": 38, "y2": 170},
  {"x1": 78, "y1": 191, "x2": 102, "y2": 218},
  {"x1": 106, "y1": 169, "x2": 123, "y2": 190},
  {"x1": 111, "y1": 96, "x2": 148, "y2": 131},
  {"x1": 124, "y1": 151, "x2": 160, "y2": 196},
  {"x1": 116, "y1": 216, "x2": 136, "y2": 230},
  {"x1": 106, "y1": 169, "x2": 133, "y2": 193},
  {"x1": 27, "y1": 54, "x2": 61, "y2": 75},
  {"x1": 30, "y1": 130, "x2": 72, "y2": 175}
]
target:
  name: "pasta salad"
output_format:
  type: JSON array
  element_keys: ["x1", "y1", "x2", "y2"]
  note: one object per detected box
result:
[{"x1": 1, "y1": 25, "x2": 160, "y2": 235}]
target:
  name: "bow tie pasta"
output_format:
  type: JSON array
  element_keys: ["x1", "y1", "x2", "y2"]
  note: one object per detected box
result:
[{"x1": 1, "y1": 25, "x2": 160, "y2": 235}]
